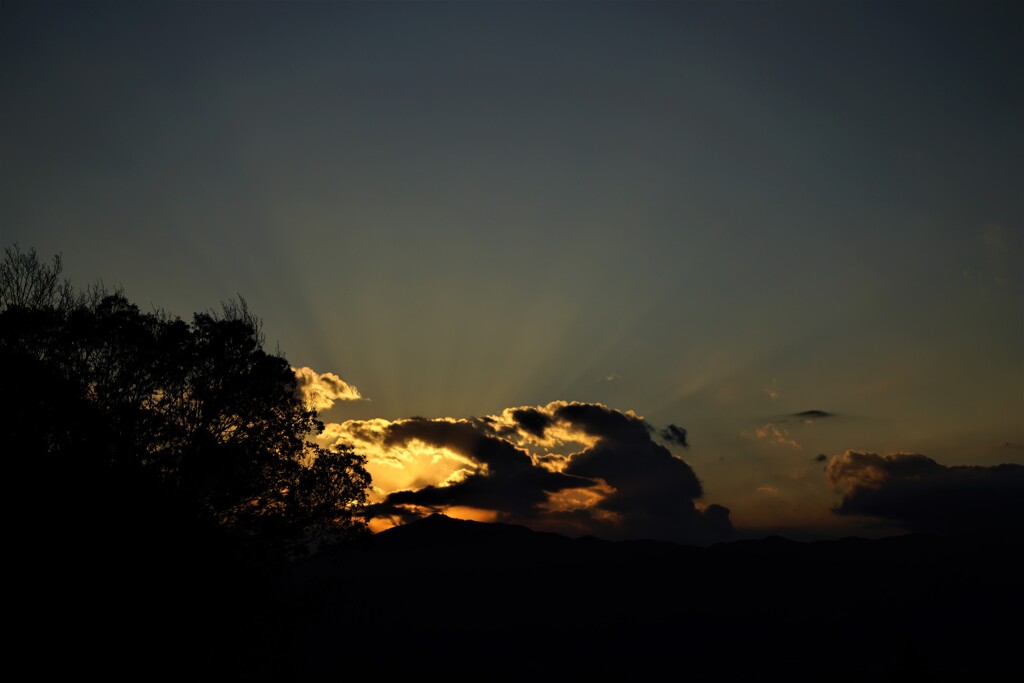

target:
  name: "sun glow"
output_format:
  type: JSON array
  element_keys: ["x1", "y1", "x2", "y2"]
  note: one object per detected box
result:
[
  {"x1": 443, "y1": 506, "x2": 499, "y2": 523},
  {"x1": 541, "y1": 479, "x2": 616, "y2": 517}
]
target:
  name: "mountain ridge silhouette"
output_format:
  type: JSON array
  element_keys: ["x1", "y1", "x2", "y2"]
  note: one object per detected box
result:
[{"x1": 293, "y1": 514, "x2": 1021, "y2": 678}]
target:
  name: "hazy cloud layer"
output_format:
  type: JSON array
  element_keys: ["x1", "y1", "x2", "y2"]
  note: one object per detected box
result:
[
  {"x1": 324, "y1": 401, "x2": 731, "y2": 544},
  {"x1": 293, "y1": 366, "x2": 362, "y2": 410},
  {"x1": 827, "y1": 451, "x2": 1024, "y2": 534}
]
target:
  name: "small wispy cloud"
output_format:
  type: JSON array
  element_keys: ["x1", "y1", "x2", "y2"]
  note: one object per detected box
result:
[
  {"x1": 792, "y1": 410, "x2": 834, "y2": 422},
  {"x1": 764, "y1": 378, "x2": 781, "y2": 401},
  {"x1": 598, "y1": 373, "x2": 621, "y2": 383},
  {"x1": 743, "y1": 423, "x2": 800, "y2": 449},
  {"x1": 659, "y1": 424, "x2": 689, "y2": 448}
]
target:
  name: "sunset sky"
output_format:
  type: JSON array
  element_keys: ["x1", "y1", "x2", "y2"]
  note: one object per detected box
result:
[{"x1": 3, "y1": 1, "x2": 1021, "y2": 541}]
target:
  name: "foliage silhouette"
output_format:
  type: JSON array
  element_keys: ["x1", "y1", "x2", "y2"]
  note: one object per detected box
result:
[
  {"x1": 2, "y1": 244, "x2": 370, "y2": 556},
  {"x1": 1, "y1": 245, "x2": 370, "y2": 676}
]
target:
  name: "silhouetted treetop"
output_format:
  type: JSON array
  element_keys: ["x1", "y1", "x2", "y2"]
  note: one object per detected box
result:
[{"x1": 1, "y1": 245, "x2": 370, "y2": 559}]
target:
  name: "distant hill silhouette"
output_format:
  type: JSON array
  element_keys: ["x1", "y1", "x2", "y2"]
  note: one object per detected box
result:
[{"x1": 294, "y1": 515, "x2": 1021, "y2": 680}]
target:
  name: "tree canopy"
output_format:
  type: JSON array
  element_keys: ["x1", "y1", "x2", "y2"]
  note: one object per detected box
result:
[{"x1": 1, "y1": 244, "x2": 371, "y2": 560}]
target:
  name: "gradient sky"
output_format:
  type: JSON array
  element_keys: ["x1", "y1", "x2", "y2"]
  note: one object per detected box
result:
[{"x1": 3, "y1": 1, "x2": 1021, "y2": 540}]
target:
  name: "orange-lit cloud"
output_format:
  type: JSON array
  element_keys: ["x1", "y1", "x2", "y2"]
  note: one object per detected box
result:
[
  {"x1": 319, "y1": 417, "x2": 475, "y2": 504},
  {"x1": 293, "y1": 366, "x2": 362, "y2": 410},
  {"x1": 320, "y1": 401, "x2": 732, "y2": 544}
]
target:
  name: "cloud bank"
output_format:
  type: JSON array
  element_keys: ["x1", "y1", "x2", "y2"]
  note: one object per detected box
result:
[
  {"x1": 827, "y1": 451, "x2": 1024, "y2": 535},
  {"x1": 293, "y1": 366, "x2": 362, "y2": 410},
  {"x1": 322, "y1": 401, "x2": 731, "y2": 544}
]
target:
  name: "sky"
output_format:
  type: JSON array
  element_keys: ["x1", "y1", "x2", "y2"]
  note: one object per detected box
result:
[{"x1": 3, "y1": 0, "x2": 1021, "y2": 542}]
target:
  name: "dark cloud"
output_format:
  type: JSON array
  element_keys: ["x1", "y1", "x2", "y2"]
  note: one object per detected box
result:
[
  {"x1": 377, "y1": 465, "x2": 586, "y2": 517},
  {"x1": 554, "y1": 405, "x2": 727, "y2": 544},
  {"x1": 510, "y1": 407, "x2": 553, "y2": 440},
  {"x1": 553, "y1": 402, "x2": 651, "y2": 443},
  {"x1": 793, "y1": 410, "x2": 834, "y2": 419},
  {"x1": 564, "y1": 434, "x2": 726, "y2": 543},
  {"x1": 567, "y1": 438, "x2": 701, "y2": 500},
  {"x1": 814, "y1": 454, "x2": 828, "y2": 463},
  {"x1": 382, "y1": 419, "x2": 533, "y2": 475},
  {"x1": 374, "y1": 417, "x2": 592, "y2": 517},
  {"x1": 473, "y1": 414, "x2": 517, "y2": 439},
  {"x1": 659, "y1": 424, "x2": 689, "y2": 448},
  {"x1": 828, "y1": 452, "x2": 1024, "y2": 535},
  {"x1": 367, "y1": 402, "x2": 732, "y2": 545}
]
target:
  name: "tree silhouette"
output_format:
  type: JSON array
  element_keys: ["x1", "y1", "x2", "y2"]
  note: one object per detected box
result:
[
  {"x1": 1, "y1": 244, "x2": 370, "y2": 558},
  {"x1": 1, "y1": 244, "x2": 372, "y2": 675}
]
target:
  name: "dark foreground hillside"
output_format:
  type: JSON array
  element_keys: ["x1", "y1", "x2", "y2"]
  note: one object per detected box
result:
[{"x1": 293, "y1": 514, "x2": 1021, "y2": 681}]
